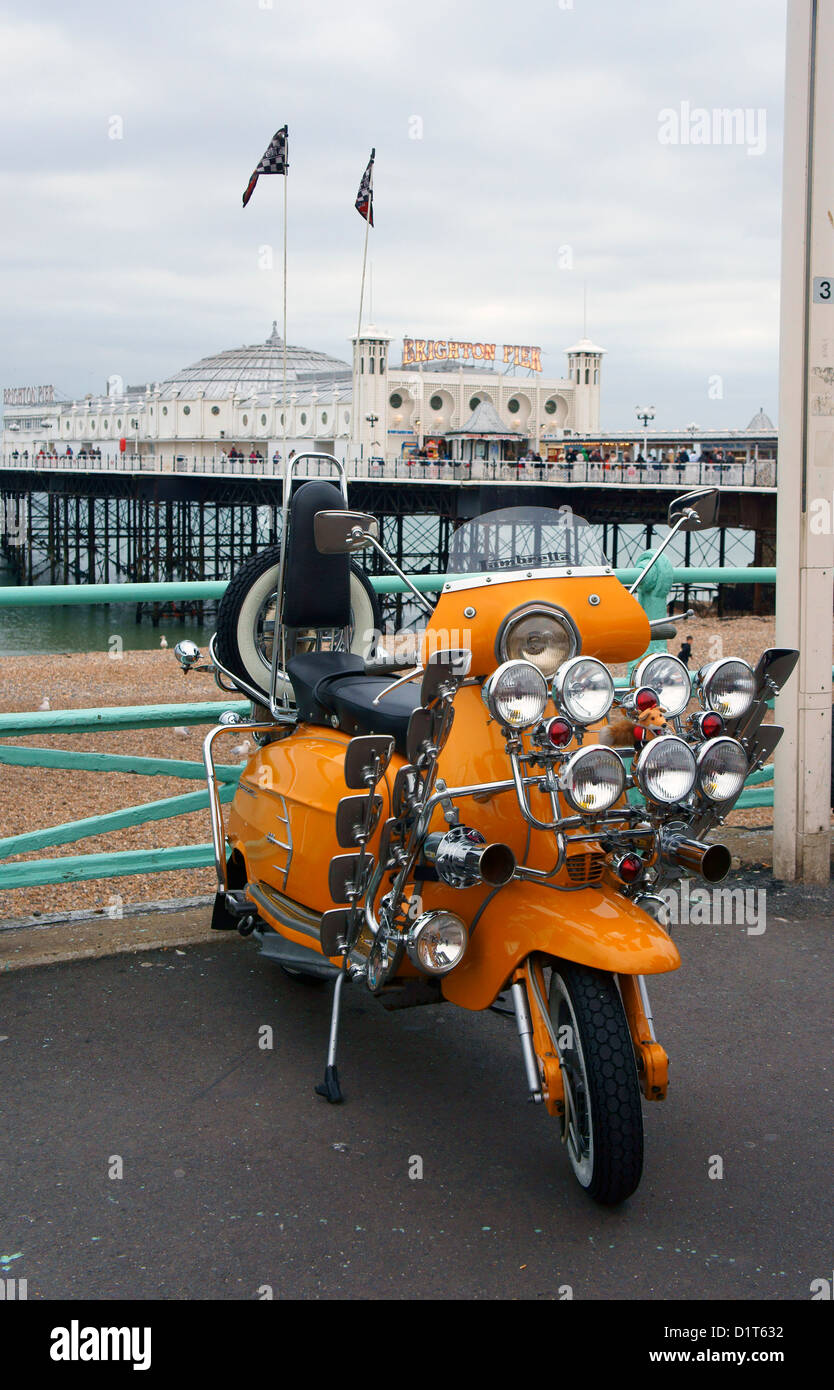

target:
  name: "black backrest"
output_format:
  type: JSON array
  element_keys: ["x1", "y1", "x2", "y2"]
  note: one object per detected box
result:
[{"x1": 282, "y1": 480, "x2": 351, "y2": 629}]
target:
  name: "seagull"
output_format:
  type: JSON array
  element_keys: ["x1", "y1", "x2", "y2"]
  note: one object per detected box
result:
[
  {"x1": 159, "y1": 635, "x2": 168, "y2": 649},
  {"x1": 38, "y1": 697, "x2": 51, "y2": 711},
  {"x1": 231, "y1": 740, "x2": 252, "y2": 759},
  {"x1": 174, "y1": 726, "x2": 189, "y2": 737}
]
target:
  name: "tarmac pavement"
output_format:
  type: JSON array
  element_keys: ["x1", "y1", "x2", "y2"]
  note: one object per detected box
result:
[{"x1": 1, "y1": 874, "x2": 831, "y2": 1301}]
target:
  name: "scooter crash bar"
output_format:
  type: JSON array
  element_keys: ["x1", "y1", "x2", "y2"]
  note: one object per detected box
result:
[{"x1": 202, "y1": 721, "x2": 280, "y2": 893}]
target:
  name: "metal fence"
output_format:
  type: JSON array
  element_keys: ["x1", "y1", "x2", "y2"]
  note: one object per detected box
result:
[
  {"x1": 1, "y1": 452, "x2": 778, "y2": 490},
  {"x1": 0, "y1": 568, "x2": 782, "y2": 892}
]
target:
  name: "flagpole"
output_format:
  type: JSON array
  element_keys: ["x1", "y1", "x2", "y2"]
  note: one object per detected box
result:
[
  {"x1": 354, "y1": 151, "x2": 374, "y2": 466},
  {"x1": 355, "y1": 211, "x2": 371, "y2": 466},
  {"x1": 282, "y1": 165, "x2": 288, "y2": 467}
]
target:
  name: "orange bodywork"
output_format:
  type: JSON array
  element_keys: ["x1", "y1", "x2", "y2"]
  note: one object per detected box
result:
[
  {"x1": 424, "y1": 573, "x2": 650, "y2": 676},
  {"x1": 224, "y1": 570, "x2": 677, "y2": 1007},
  {"x1": 440, "y1": 878, "x2": 680, "y2": 1011}
]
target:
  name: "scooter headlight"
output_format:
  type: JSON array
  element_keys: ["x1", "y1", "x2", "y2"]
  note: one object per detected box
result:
[
  {"x1": 497, "y1": 604, "x2": 577, "y2": 679},
  {"x1": 632, "y1": 653, "x2": 691, "y2": 717},
  {"x1": 560, "y1": 745, "x2": 626, "y2": 814},
  {"x1": 696, "y1": 735, "x2": 748, "y2": 802},
  {"x1": 634, "y1": 734, "x2": 697, "y2": 805},
  {"x1": 552, "y1": 656, "x2": 614, "y2": 726},
  {"x1": 698, "y1": 657, "x2": 756, "y2": 720},
  {"x1": 482, "y1": 660, "x2": 548, "y2": 730},
  {"x1": 406, "y1": 910, "x2": 468, "y2": 976}
]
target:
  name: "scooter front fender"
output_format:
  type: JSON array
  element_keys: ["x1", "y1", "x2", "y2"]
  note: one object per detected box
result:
[{"x1": 441, "y1": 879, "x2": 681, "y2": 1011}]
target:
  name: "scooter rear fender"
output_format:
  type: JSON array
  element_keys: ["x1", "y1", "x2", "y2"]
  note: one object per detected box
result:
[{"x1": 441, "y1": 878, "x2": 680, "y2": 1011}]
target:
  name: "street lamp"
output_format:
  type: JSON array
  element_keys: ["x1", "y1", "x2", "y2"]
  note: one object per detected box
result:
[{"x1": 635, "y1": 405, "x2": 655, "y2": 461}]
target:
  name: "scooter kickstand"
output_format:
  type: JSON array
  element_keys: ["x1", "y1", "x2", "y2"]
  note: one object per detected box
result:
[{"x1": 315, "y1": 967, "x2": 347, "y2": 1104}]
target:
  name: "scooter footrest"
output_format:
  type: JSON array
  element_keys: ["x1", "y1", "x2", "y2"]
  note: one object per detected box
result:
[{"x1": 256, "y1": 931, "x2": 341, "y2": 979}]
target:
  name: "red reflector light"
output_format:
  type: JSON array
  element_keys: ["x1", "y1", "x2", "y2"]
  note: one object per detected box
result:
[
  {"x1": 618, "y1": 853, "x2": 643, "y2": 883},
  {"x1": 702, "y1": 712, "x2": 724, "y2": 738},
  {"x1": 547, "y1": 717, "x2": 572, "y2": 747},
  {"x1": 635, "y1": 686, "x2": 658, "y2": 712}
]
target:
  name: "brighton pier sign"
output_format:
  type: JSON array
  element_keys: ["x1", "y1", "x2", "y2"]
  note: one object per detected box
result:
[
  {"x1": 402, "y1": 339, "x2": 542, "y2": 371},
  {"x1": 4, "y1": 384, "x2": 55, "y2": 406}
]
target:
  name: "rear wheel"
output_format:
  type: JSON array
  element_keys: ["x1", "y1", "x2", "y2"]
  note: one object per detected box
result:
[
  {"x1": 548, "y1": 962, "x2": 643, "y2": 1205},
  {"x1": 215, "y1": 545, "x2": 381, "y2": 702}
]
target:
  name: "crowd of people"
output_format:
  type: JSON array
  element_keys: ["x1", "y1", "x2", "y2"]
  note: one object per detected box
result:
[{"x1": 6, "y1": 441, "x2": 751, "y2": 479}]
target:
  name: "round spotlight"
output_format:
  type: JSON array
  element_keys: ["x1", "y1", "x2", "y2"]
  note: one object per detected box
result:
[
  {"x1": 552, "y1": 656, "x2": 615, "y2": 726},
  {"x1": 560, "y1": 745, "x2": 626, "y2": 813},
  {"x1": 497, "y1": 604, "x2": 577, "y2": 679},
  {"x1": 698, "y1": 658, "x2": 756, "y2": 720},
  {"x1": 633, "y1": 653, "x2": 692, "y2": 718},
  {"x1": 696, "y1": 736, "x2": 748, "y2": 803},
  {"x1": 634, "y1": 734, "x2": 697, "y2": 805},
  {"x1": 482, "y1": 660, "x2": 548, "y2": 730},
  {"x1": 406, "y1": 910, "x2": 468, "y2": 976}
]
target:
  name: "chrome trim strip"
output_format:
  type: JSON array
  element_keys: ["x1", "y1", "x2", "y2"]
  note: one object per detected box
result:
[
  {"x1": 441, "y1": 566, "x2": 612, "y2": 595},
  {"x1": 248, "y1": 881, "x2": 321, "y2": 941}
]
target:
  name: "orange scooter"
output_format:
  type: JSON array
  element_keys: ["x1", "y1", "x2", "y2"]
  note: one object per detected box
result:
[{"x1": 177, "y1": 455, "x2": 798, "y2": 1204}]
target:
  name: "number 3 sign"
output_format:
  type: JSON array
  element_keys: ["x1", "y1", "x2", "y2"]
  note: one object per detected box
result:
[{"x1": 813, "y1": 277, "x2": 832, "y2": 302}]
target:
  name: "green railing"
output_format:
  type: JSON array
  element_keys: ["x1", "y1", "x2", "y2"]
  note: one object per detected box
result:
[{"x1": 0, "y1": 567, "x2": 782, "y2": 892}]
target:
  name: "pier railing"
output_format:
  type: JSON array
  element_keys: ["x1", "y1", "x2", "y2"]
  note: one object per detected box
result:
[
  {"x1": 1, "y1": 452, "x2": 778, "y2": 490},
  {"x1": 0, "y1": 567, "x2": 786, "y2": 894}
]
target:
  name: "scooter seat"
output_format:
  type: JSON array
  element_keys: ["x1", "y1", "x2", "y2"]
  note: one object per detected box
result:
[
  {"x1": 318, "y1": 672, "x2": 421, "y2": 754},
  {"x1": 287, "y1": 652, "x2": 420, "y2": 754}
]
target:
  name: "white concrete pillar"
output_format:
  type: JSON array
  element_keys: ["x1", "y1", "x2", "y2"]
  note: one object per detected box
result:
[{"x1": 773, "y1": 0, "x2": 834, "y2": 881}]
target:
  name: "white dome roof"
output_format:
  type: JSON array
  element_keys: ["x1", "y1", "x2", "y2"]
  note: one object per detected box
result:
[{"x1": 159, "y1": 323, "x2": 351, "y2": 400}]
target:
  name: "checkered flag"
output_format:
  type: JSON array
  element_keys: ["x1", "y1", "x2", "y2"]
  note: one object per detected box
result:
[
  {"x1": 355, "y1": 148, "x2": 375, "y2": 226},
  {"x1": 242, "y1": 126, "x2": 289, "y2": 208}
]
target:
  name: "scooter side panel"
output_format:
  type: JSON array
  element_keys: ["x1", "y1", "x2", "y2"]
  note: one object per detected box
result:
[
  {"x1": 227, "y1": 726, "x2": 398, "y2": 919},
  {"x1": 441, "y1": 879, "x2": 681, "y2": 1011}
]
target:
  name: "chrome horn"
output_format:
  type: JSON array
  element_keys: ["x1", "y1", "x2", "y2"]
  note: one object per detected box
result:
[
  {"x1": 661, "y1": 830, "x2": 731, "y2": 884},
  {"x1": 423, "y1": 826, "x2": 516, "y2": 889}
]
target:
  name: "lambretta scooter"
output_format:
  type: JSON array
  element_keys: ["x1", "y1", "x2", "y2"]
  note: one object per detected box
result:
[{"x1": 177, "y1": 454, "x2": 798, "y2": 1205}]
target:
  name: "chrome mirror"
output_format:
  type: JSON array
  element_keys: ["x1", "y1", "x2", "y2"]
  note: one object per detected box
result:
[
  {"x1": 745, "y1": 723, "x2": 784, "y2": 770},
  {"x1": 174, "y1": 639, "x2": 202, "y2": 670},
  {"x1": 406, "y1": 703, "x2": 454, "y2": 766},
  {"x1": 343, "y1": 734, "x2": 395, "y2": 789},
  {"x1": 327, "y1": 852, "x2": 375, "y2": 904},
  {"x1": 752, "y1": 647, "x2": 799, "y2": 695},
  {"x1": 314, "y1": 510, "x2": 380, "y2": 554},
  {"x1": 335, "y1": 793, "x2": 383, "y2": 848},
  {"x1": 420, "y1": 648, "x2": 472, "y2": 707},
  {"x1": 667, "y1": 487, "x2": 719, "y2": 532}
]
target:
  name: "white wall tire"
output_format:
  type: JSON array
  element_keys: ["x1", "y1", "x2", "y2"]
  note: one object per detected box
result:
[{"x1": 215, "y1": 545, "x2": 381, "y2": 703}]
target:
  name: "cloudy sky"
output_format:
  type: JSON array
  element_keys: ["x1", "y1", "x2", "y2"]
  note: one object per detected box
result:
[{"x1": 0, "y1": 0, "x2": 787, "y2": 429}]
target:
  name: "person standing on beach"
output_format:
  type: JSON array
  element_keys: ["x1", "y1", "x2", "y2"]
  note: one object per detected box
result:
[{"x1": 677, "y1": 635, "x2": 693, "y2": 667}]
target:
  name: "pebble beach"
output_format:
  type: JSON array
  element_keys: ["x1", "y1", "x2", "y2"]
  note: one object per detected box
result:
[{"x1": 0, "y1": 615, "x2": 829, "y2": 923}]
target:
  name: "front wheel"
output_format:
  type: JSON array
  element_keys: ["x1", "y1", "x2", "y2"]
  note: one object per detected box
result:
[{"x1": 548, "y1": 962, "x2": 643, "y2": 1205}]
